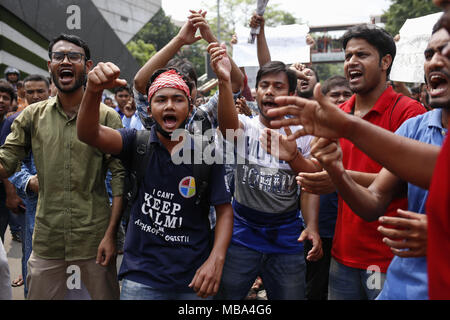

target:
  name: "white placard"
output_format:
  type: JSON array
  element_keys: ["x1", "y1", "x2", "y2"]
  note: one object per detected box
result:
[
  {"x1": 232, "y1": 24, "x2": 310, "y2": 67},
  {"x1": 390, "y1": 12, "x2": 443, "y2": 83}
]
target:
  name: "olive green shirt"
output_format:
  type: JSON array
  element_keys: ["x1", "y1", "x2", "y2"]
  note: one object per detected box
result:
[{"x1": 0, "y1": 96, "x2": 125, "y2": 261}]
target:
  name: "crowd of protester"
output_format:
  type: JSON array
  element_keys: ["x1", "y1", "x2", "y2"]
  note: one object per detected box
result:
[{"x1": 0, "y1": 0, "x2": 449, "y2": 301}]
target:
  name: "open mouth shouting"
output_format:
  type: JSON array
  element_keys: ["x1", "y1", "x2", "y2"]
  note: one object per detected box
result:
[
  {"x1": 262, "y1": 99, "x2": 278, "y2": 111},
  {"x1": 300, "y1": 80, "x2": 310, "y2": 90},
  {"x1": 348, "y1": 69, "x2": 364, "y2": 85},
  {"x1": 428, "y1": 70, "x2": 449, "y2": 98},
  {"x1": 162, "y1": 114, "x2": 179, "y2": 131},
  {"x1": 58, "y1": 68, "x2": 75, "y2": 86}
]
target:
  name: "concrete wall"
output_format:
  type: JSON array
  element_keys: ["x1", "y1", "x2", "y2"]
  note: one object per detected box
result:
[
  {"x1": 1, "y1": 0, "x2": 160, "y2": 83},
  {"x1": 93, "y1": 0, "x2": 161, "y2": 44}
]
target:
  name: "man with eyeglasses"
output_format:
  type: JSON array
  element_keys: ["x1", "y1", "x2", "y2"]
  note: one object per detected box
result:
[{"x1": 0, "y1": 34, "x2": 125, "y2": 300}]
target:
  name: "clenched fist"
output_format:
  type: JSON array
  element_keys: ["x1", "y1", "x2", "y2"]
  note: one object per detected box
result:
[{"x1": 87, "y1": 62, "x2": 127, "y2": 93}]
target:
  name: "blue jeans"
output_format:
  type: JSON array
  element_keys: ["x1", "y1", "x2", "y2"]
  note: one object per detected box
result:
[
  {"x1": 328, "y1": 258, "x2": 386, "y2": 300},
  {"x1": 22, "y1": 197, "x2": 37, "y2": 298},
  {"x1": 120, "y1": 279, "x2": 210, "y2": 300},
  {"x1": 215, "y1": 242, "x2": 306, "y2": 300}
]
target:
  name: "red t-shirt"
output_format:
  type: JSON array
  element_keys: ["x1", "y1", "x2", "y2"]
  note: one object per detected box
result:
[
  {"x1": 426, "y1": 134, "x2": 450, "y2": 300},
  {"x1": 333, "y1": 86, "x2": 426, "y2": 272}
]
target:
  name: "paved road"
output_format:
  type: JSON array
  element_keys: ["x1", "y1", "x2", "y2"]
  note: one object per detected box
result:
[
  {"x1": 4, "y1": 226, "x2": 123, "y2": 300},
  {"x1": 3, "y1": 227, "x2": 24, "y2": 300}
]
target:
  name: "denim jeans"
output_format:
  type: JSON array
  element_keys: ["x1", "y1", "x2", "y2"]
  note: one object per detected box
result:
[
  {"x1": 22, "y1": 197, "x2": 37, "y2": 298},
  {"x1": 215, "y1": 242, "x2": 306, "y2": 300},
  {"x1": 328, "y1": 257, "x2": 386, "y2": 300},
  {"x1": 120, "y1": 279, "x2": 209, "y2": 300}
]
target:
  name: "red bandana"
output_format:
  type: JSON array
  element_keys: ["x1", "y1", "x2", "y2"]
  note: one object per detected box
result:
[{"x1": 147, "y1": 69, "x2": 191, "y2": 103}]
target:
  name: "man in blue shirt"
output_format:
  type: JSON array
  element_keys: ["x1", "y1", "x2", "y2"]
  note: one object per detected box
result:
[
  {"x1": 113, "y1": 85, "x2": 132, "y2": 119},
  {"x1": 299, "y1": 23, "x2": 448, "y2": 300},
  {"x1": 376, "y1": 107, "x2": 447, "y2": 299},
  {"x1": 0, "y1": 74, "x2": 50, "y2": 297}
]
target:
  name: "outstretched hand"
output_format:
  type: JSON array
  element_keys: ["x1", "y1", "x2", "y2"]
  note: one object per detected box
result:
[
  {"x1": 266, "y1": 84, "x2": 352, "y2": 141},
  {"x1": 259, "y1": 126, "x2": 298, "y2": 162},
  {"x1": 208, "y1": 42, "x2": 231, "y2": 82},
  {"x1": 87, "y1": 62, "x2": 127, "y2": 94}
]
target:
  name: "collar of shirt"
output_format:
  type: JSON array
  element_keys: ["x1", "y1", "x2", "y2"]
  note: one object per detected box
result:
[
  {"x1": 428, "y1": 108, "x2": 447, "y2": 136},
  {"x1": 341, "y1": 86, "x2": 398, "y2": 117}
]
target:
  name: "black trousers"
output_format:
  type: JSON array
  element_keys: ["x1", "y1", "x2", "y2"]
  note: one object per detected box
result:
[{"x1": 303, "y1": 237, "x2": 333, "y2": 300}]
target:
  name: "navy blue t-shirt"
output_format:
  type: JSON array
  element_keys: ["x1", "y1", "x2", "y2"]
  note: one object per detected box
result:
[
  {"x1": 318, "y1": 192, "x2": 338, "y2": 239},
  {"x1": 116, "y1": 126, "x2": 231, "y2": 291},
  {"x1": 0, "y1": 112, "x2": 20, "y2": 145}
]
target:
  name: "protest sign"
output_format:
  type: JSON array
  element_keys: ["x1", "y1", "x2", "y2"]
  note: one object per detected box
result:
[
  {"x1": 390, "y1": 12, "x2": 443, "y2": 83},
  {"x1": 232, "y1": 24, "x2": 310, "y2": 67}
]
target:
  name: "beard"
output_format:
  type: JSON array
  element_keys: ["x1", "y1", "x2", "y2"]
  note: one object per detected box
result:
[
  {"x1": 430, "y1": 98, "x2": 450, "y2": 109},
  {"x1": 297, "y1": 88, "x2": 314, "y2": 99},
  {"x1": 51, "y1": 69, "x2": 86, "y2": 94}
]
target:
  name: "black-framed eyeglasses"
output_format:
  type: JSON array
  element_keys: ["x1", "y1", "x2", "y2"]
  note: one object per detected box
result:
[{"x1": 50, "y1": 52, "x2": 86, "y2": 63}]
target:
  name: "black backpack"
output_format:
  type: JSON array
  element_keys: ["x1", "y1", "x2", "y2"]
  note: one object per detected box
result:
[{"x1": 122, "y1": 112, "x2": 213, "y2": 227}]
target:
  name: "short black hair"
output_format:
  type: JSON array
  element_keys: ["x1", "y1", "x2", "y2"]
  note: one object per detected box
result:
[
  {"x1": 411, "y1": 86, "x2": 421, "y2": 95},
  {"x1": 48, "y1": 34, "x2": 91, "y2": 61},
  {"x1": 167, "y1": 58, "x2": 198, "y2": 87},
  {"x1": 433, "y1": 11, "x2": 450, "y2": 34},
  {"x1": 0, "y1": 80, "x2": 16, "y2": 101},
  {"x1": 256, "y1": 61, "x2": 297, "y2": 94},
  {"x1": 114, "y1": 85, "x2": 131, "y2": 95},
  {"x1": 23, "y1": 74, "x2": 50, "y2": 88},
  {"x1": 321, "y1": 75, "x2": 350, "y2": 95},
  {"x1": 342, "y1": 24, "x2": 396, "y2": 76}
]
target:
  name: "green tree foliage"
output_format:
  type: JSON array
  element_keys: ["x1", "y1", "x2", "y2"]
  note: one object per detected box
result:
[
  {"x1": 383, "y1": 0, "x2": 441, "y2": 36},
  {"x1": 313, "y1": 63, "x2": 345, "y2": 83},
  {"x1": 130, "y1": 8, "x2": 179, "y2": 51},
  {"x1": 263, "y1": 6, "x2": 298, "y2": 27},
  {"x1": 203, "y1": 0, "x2": 301, "y2": 44},
  {"x1": 128, "y1": 8, "x2": 206, "y2": 75},
  {"x1": 128, "y1": 2, "x2": 300, "y2": 77},
  {"x1": 126, "y1": 40, "x2": 156, "y2": 66}
]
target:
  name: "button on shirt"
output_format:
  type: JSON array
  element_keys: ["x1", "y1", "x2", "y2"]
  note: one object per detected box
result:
[{"x1": 0, "y1": 96, "x2": 125, "y2": 261}]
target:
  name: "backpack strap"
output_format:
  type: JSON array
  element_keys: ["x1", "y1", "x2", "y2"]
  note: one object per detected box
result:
[
  {"x1": 191, "y1": 135, "x2": 212, "y2": 211},
  {"x1": 389, "y1": 95, "x2": 404, "y2": 131},
  {"x1": 123, "y1": 129, "x2": 154, "y2": 224},
  {"x1": 188, "y1": 110, "x2": 214, "y2": 210}
]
